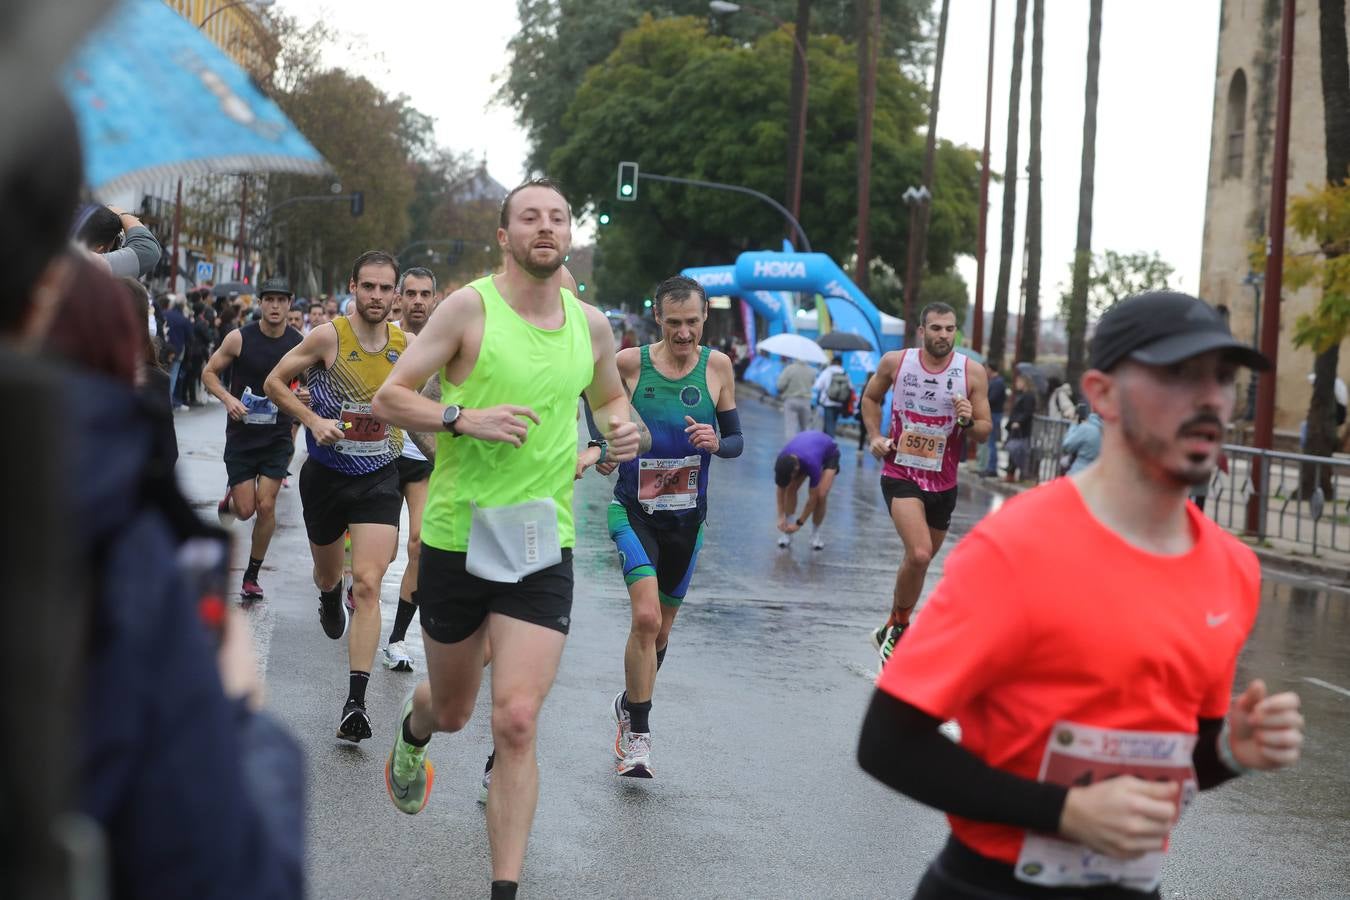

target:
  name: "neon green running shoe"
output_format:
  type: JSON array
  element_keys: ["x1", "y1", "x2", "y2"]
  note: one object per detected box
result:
[{"x1": 385, "y1": 691, "x2": 434, "y2": 815}]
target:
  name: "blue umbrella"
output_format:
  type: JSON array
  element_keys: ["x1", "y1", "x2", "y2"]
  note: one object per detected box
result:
[{"x1": 62, "y1": 0, "x2": 328, "y2": 194}]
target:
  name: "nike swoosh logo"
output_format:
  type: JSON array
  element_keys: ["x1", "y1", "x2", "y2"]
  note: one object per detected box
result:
[{"x1": 1206, "y1": 612, "x2": 1230, "y2": 628}]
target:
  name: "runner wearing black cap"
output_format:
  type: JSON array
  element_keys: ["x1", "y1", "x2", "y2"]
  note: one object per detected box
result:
[
  {"x1": 202, "y1": 277, "x2": 305, "y2": 599},
  {"x1": 858, "y1": 291, "x2": 1304, "y2": 898}
]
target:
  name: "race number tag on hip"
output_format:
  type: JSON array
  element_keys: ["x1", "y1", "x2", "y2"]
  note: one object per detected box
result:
[
  {"x1": 1015, "y1": 721, "x2": 1197, "y2": 892},
  {"x1": 465, "y1": 499, "x2": 562, "y2": 583},
  {"x1": 638, "y1": 455, "x2": 701, "y2": 512},
  {"x1": 240, "y1": 387, "x2": 278, "y2": 425},
  {"x1": 336, "y1": 401, "x2": 389, "y2": 456},
  {"x1": 895, "y1": 421, "x2": 948, "y2": 472}
]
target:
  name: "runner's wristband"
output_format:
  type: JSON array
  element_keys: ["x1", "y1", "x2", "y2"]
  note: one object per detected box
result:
[
  {"x1": 1217, "y1": 719, "x2": 1253, "y2": 775},
  {"x1": 587, "y1": 439, "x2": 608, "y2": 464}
]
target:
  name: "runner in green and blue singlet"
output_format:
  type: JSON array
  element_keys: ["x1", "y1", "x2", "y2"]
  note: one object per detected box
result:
[{"x1": 604, "y1": 274, "x2": 744, "y2": 779}]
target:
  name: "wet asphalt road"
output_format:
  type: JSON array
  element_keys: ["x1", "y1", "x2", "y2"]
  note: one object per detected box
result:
[{"x1": 173, "y1": 395, "x2": 1350, "y2": 900}]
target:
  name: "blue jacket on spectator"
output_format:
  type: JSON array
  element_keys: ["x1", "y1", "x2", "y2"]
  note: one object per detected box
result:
[
  {"x1": 163, "y1": 306, "x2": 190, "y2": 354},
  {"x1": 1061, "y1": 413, "x2": 1103, "y2": 475},
  {"x1": 73, "y1": 371, "x2": 303, "y2": 899}
]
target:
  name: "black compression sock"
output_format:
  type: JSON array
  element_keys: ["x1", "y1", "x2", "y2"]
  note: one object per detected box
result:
[
  {"x1": 401, "y1": 713, "x2": 430, "y2": 748},
  {"x1": 347, "y1": 671, "x2": 369, "y2": 706},
  {"x1": 490, "y1": 881, "x2": 518, "y2": 900},
  {"x1": 656, "y1": 644, "x2": 668, "y2": 671},
  {"x1": 389, "y1": 597, "x2": 417, "y2": 644},
  {"x1": 244, "y1": 556, "x2": 263, "y2": 582},
  {"x1": 626, "y1": 698, "x2": 652, "y2": 734}
]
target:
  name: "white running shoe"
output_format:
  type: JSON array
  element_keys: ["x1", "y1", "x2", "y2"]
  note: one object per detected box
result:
[
  {"x1": 776, "y1": 533, "x2": 791, "y2": 548},
  {"x1": 611, "y1": 691, "x2": 631, "y2": 759},
  {"x1": 383, "y1": 641, "x2": 414, "y2": 672},
  {"x1": 617, "y1": 732, "x2": 653, "y2": 778},
  {"x1": 810, "y1": 534, "x2": 825, "y2": 551},
  {"x1": 477, "y1": 752, "x2": 493, "y2": 805}
]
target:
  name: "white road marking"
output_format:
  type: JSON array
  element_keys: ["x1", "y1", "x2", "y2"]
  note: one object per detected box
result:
[{"x1": 1303, "y1": 677, "x2": 1350, "y2": 699}]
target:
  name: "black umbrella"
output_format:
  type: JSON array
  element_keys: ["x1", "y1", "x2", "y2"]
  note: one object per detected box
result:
[
  {"x1": 815, "y1": 331, "x2": 873, "y2": 352},
  {"x1": 211, "y1": 281, "x2": 249, "y2": 297}
]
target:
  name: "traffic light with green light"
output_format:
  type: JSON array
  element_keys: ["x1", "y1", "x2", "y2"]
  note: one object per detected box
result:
[
  {"x1": 577, "y1": 282, "x2": 587, "y2": 293},
  {"x1": 597, "y1": 202, "x2": 612, "y2": 226},
  {"x1": 617, "y1": 161, "x2": 638, "y2": 201}
]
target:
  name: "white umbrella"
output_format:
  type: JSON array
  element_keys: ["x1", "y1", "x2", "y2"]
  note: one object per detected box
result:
[
  {"x1": 758, "y1": 333, "x2": 828, "y2": 365},
  {"x1": 1306, "y1": 373, "x2": 1348, "y2": 406}
]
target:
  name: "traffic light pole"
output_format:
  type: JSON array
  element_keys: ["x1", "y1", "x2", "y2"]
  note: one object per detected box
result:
[{"x1": 636, "y1": 171, "x2": 812, "y2": 253}]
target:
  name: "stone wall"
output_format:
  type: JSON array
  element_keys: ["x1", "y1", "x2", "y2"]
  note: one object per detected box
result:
[{"x1": 1199, "y1": 0, "x2": 1350, "y2": 431}]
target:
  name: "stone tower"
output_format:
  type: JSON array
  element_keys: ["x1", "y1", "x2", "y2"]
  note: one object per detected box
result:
[{"x1": 1199, "y1": 0, "x2": 1350, "y2": 430}]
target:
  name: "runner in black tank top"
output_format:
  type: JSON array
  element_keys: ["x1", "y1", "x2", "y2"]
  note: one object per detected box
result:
[{"x1": 202, "y1": 280, "x2": 304, "y2": 600}]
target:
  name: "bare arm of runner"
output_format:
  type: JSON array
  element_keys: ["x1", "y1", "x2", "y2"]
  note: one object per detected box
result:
[
  {"x1": 373, "y1": 287, "x2": 539, "y2": 446},
  {"x1": 959, "y1": 360, "x2": 993, "y2": 443},
  {"x1": 264, "y1": 324, "x2": 342, "y2": 445},
  {"x1": 582, "y1": 306, "x2": 646, "y2": 464},
  {"x1": 863, "y1": 351, "x2": 902, "y2": 459},
  {"x1": 403, "y1": 373, "x2": 442, "y2": 460},
  {"x1": 592, "y1": 348, "x2": 642, "y2": 477},
  {"x1": 201, "y1": 328, "x2": 246, "y2": 421},
  {"x1": 685, "y1": 350, "x2": 743, "y2": 458}
]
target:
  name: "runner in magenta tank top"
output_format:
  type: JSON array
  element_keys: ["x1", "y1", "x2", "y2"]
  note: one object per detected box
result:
[
  {"x1": 859, "y1": 303, "x2": 993, "y2": 668},
  {"x1": 881, "y1": 348, "x2": 970, "y2": 492}
]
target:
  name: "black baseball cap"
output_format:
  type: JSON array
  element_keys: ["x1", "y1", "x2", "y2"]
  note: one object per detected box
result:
[
  {"x1": 257, "y1": 277, "x2": 294, "y2": 299},
  {"x1": 1088, "y1": 291, "x2": 1269, "y2": 373}
]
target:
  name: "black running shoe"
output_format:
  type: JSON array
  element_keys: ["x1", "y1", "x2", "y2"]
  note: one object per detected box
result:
[
  {"x1": 319, "y1": 589, "x2": 349, "y2": 640},
  {"x1": 337, "y1": 700, "x2": 372, "y2": 743}
]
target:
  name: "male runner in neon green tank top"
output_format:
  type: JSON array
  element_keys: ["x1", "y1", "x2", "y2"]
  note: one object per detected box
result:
[{"x1": 372, "y1": 178, "x2": 644, "y2": 900}]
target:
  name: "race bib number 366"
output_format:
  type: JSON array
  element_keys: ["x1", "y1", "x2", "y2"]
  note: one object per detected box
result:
[
  {"x1": 336, "y1": 401, "x2": 390, "y2": 457},
  {"x1": 1015, "y1": 721, "x2": 1197, "y2": 893},
  {"x1": 638, "y1": 455, "x2": 701, "y2": 512}
]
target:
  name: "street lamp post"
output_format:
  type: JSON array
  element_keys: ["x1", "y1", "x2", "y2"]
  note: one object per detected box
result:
[{"x1": 710, "y1": 1, "x2": 809, "y2": 248}]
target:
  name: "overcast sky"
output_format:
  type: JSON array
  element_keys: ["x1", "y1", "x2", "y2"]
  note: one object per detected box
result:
[{"x1": 276, "y1": 0, "x2": 1221, "y2": 308}]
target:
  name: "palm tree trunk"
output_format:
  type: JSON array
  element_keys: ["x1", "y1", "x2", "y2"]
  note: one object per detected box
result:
[
  {"x1": 988, "y1": 0, "x2": 1028, "y2": 372},
  {"x1": 1066, "y1": 0, "x2": 1103, "y2": 394},
  {"x1": 855, "y1": 0, "x2": 880, "y2": 291},
  {"x1": 901, "y1": 0, "x2": 951, "y2": 340},
  {"x1": 1016, "y1": 0, "x2": 1043, "y2": 363},
  {"x1": 785, "y1": 0, "x2": 811, "y2": 238},
  {"x1": 1300, "y1": 0, "x2": 1349, "y2": 498}
]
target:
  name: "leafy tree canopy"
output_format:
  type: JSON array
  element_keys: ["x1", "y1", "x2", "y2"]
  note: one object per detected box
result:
[
  {"x1": 1056, "y1": 249, "x2": 1175, "y2": 320},
  {"x1": 547, "y1": 15, "x2": 979, "y2": 305}
]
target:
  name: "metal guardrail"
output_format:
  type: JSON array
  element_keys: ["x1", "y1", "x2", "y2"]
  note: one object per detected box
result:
[
  {"x1": 1027, "y1": 416, "x2": 1350, "y2": 555},
  {"x1": 1206, "y1": 445, "x2": 1350, "y2": 554}
]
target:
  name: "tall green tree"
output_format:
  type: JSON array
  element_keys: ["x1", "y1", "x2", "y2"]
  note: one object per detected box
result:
[
  {"x1": 546, "y1": 16, "x2": 980, "y2": 305},
  {"x1": 1016, "y1": 0, "x2": 1043, "y2": 363},
  {"x1": 988, "y1": 0, "x2": 1027, "y2": 372},
  {"x1": 1056, "y1": 249, "x2": 1174, "y2": 321},
  {"x1": 502, "y1": 0, "x2": 932, "y2": 176},
  {"x1": 267, "y1": 69, "x2": 416, "y2": 293},
  {"x1": 1065, "y1": 0, "x2": 1103, "y2": 393}
]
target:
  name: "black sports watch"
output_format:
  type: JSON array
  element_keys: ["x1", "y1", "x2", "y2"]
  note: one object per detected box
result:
[
  {"x1": 442, "y1": 404, "x2": 463, "y2": 435},
  {"x1": 956, "y1": 416, "x2": 973, "y2": 429}
]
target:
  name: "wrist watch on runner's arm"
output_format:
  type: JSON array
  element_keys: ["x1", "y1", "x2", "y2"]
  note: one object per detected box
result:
[
  {"x1": 442, "y1": 404, "x2": 463, "y2": 436},
  {"x1": 956, "y1": 416, "x2": 972, "y2": 429}
]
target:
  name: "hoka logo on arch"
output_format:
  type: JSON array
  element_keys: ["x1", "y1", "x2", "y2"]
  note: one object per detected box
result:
[{"x1": 752, "y1": 260, "x2": 806, "y2": 279}]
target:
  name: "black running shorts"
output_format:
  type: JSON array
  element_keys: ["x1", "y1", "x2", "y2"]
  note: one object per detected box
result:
[
  {"x1": 224, "y1": 437, "x2": 292, "y2": 486},
  {"x1": 298, "y1": 458, "x2": 401, "y2": 546},
  {"x1": 881, "y1": 475, "x2": 958, "y2": 532},
  {"x1": 415, "y1": 544, "x2": 574, "y2": 644},
  {"x1": 396, "y1": 455, "x2": 434, "y2": 488}
]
